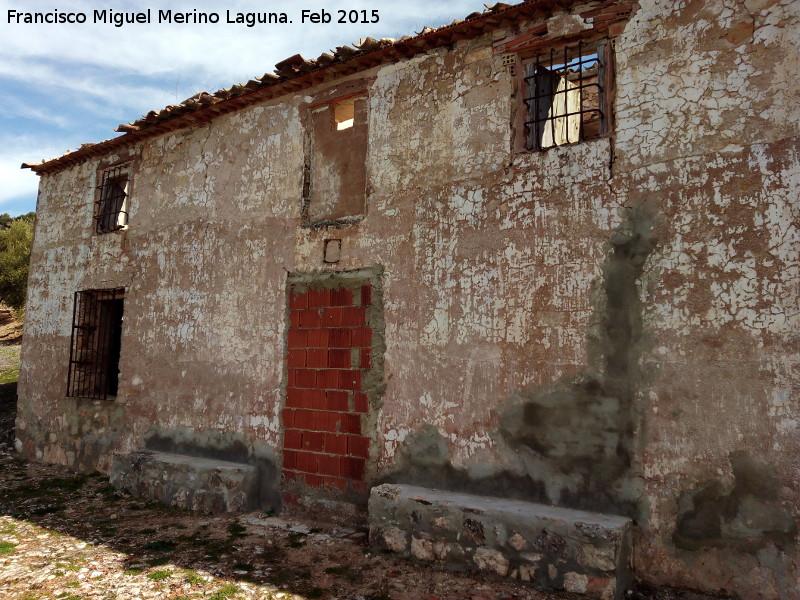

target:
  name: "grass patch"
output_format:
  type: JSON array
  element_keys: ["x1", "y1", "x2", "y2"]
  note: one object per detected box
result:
[
  {"x1": 0, "y1": 522, "x2": 16, "y2": 534},
  {"x1": 0, "y1": 541, "x2": 16, "y2": 555},
  {"x1": 185, "y1": 572, "x2": 206, "y2": 585},
  {"x1": 146, "y1": 569, "x2": 172, "y2": 581},
  {"x1": 123, "y1": 568, "x2": 143, "y2": 575},
  {"x1": 208, "y1": 584, "x2": 241, "y2": 600}
]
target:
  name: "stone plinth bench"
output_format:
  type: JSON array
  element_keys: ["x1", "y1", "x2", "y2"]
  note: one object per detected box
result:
[
  {"x1": 368, "y1": 484, "x2": 632, "y2": 600},
  {"x1": 110, "y1": 451, "x2": 259, "y2": 514}
]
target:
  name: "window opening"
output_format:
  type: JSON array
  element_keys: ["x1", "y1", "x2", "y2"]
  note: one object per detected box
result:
[
  {"x1": 333, "y1": 99, "x2": 355, "y2": 131},
  {"x1": 67, "y1": 289, "x2": 125, "y2": 400},
  {"x1": 95, "y1": 165, "x2": 130, "y2": 234},
  {"x1": 523, "y1": 40, "x2": 605, "y2": 151}
]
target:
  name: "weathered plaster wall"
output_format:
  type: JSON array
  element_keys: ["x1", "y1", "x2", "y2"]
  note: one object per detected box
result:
[
  {"x1": 612, "y1": 0, "x2": 799, "y2": 596},
  {"x1": 17, "y1": 0, "x2": 799, "y2": 597}
]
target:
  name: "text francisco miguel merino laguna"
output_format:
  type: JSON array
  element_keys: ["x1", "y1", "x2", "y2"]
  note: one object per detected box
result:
[{"x1": 7, "y1": 8, "x2": 382, "y2": 27}]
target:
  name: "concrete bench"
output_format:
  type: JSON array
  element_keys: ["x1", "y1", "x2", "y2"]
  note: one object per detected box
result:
[
  {"x1": 369, "y1": 484, "x2": 632, "y2": 600},
  {"x1": 111, "y1": 450, "x2": 259, "y2": 514}
]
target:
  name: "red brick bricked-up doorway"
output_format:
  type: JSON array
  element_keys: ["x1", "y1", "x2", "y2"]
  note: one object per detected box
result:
[{"x1": 282, "y1": 283, "x2": 374, "y2": 496}]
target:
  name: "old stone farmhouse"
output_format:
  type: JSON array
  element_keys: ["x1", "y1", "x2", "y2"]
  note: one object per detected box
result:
[{"x1": 18, "y1": 0, "x2": 799, "y2": 598}]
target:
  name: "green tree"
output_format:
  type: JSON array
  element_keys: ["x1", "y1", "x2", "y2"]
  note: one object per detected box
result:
[{"x1": 0, "y1": 217, "x2": 34, "y2": 311}]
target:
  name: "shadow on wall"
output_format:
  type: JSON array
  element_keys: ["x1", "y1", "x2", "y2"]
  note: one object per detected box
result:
[
  {"x1": 674, "y1": 450, "x2": 796, "y2": 552},
  {"x1": 384, "y1": 202, "x2": 659, "y2": 518}
]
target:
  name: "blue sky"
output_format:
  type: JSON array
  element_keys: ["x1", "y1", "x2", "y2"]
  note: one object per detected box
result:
[{"x1": 0, "y1": 0, "x2": 508, "y2": 216}]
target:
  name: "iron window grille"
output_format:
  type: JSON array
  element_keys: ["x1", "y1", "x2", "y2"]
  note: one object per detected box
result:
[
  {"x1": 523, "y1": 40, "x2": 607, "y2": 151},
  {"x1": 67, "y1": 288, "x2": 125, "y2": 400},
  {"x1": 95, "y1": 165, "x2": 130, "y2": 234}
]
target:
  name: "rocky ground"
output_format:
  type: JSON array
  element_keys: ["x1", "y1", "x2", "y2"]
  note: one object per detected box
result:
[{"x1": 0, "y1": 450, "x2": 581, "y2": 600}]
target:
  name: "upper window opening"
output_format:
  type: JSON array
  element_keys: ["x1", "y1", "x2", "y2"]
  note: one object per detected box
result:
[
  {"x1": 67, "y1": 288, "x2": 125, "y2": 400},
  {"x1": 333, "y1": 99, "x2": 355, "y2": 131},
  {"x1": 95, "y1": 164, "x2": 130, "y2": 234},
  {"x1": 304, "y1": 93, "x2": 368, "y2": 226},
  {"x1": 523, "y1": 40, "x2": 607, "y2": 151}
]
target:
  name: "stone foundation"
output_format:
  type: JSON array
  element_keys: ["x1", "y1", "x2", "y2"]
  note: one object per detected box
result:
[
  {"x1": 110, "y1": 451, "x2": 260, "y2": 514},
  {"x1": 368, "y1": 484, "x2": 632, "y2": 599}
]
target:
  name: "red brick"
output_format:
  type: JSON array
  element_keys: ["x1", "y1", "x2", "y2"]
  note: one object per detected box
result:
[
  {"x1": 294, "y1": 409, "x2": 315, "y2": 430},
  {"x1": 287, "y1": 349, "x2": 306, "y2": 368},
  {"x1": 318, "y1": 454, "x2": 342, "y2": 477},
  {"x1": 324, "y1": 476, "x2": 347, "y2": 491},
  {"x1": 282, "y1": 408, "x2": 295, "y2": 428},
  {"x1": 325, "y1": 433, "x2": 348, "y2": 455},
  {"x1": 361, "y1": 285, "x2": 372, "y2": 306},
  {"x1": 287, "y1": 369, "x2": 296, "y2": 388},
  {"x1": 608, "y1": 22, "x2": 626, "y2": 37},
  {"x1": 348, "y1": 435, "x2": 370, "y2": 459},
  {"x1": 307, "y1": 328, "x2": 329, "y2": 347},
  {"x1": 329, "y1": 287, "x2": 353, "y2": 306},
  {"x1": 284, "y1": 430, "x2": 302, "y2": 450},
  {"x1": 308, "y1": 389, "x2": 327, "y2": 410},
  {"x1": 306, "y1": 348, "x2": 328, "y2": 368},
  {"x1": 316, "y1": 369, "x2": 340, "y2": 389},
  {"x1": 329, "y1": 349, "x2": 351, "y2": 369},
  {"x1": 302, "y1": 431, "x2": 325, "y2": 452},
  {"x1": 283, "y1": 449, "x2": 298, "y2": 469},
  {"x1": 286, "y1": 387, "x2": 307, "y2": 409},
  {"x1": 359, "y1": 349, "x2": 371, "y2": 369},
  {"x1": 320, "y1": 307, "x2": 343, "y2": 327},
  {"x1": 307, "y1": 288, "x2": 330, "y2": 307},
  {"x1": 296, "y1": 451, "x2": 319, "y2": 474},
  {"x1": 341, "y1": 413, "x2": 362, "y2": 435},
  {"x1": 326, "y1": 390, "x2": 349, "y2": 411},
  {"x1": 351, "y1": 327, "x2": 372, "y2": 346},
  {"x1": 303, "y1": 473, "x2": 325, "y2": 488},
  {"x1": 299, "y1": 309, "x2": 321, "y2": 328},
  {"x1": 294, "y1": 369, "x2": 316, "y2": 388},
  {"x1": 289, "y1": 292, "x2": 308, "y2": 310},
  {"x1": 342, "y1": 457, "x2": 365, "y2": 480},
  {"x1": 290, "y1": 310, "x2": 301, "y2": 329},
  {"x1": 287, "y1": 329, "x2": 307, "y2": 348},
  {"x1": 340, "y1": 369, "x2": 362, "y2": 391},
  {"x1": 354, "y1": 392, "x2": 369, "y2": 413},
  {"x1": 313, "y1": 410, "x2": 337, "y2": 432},
  {"x1": 328, "y1": 328, "x2": 351, "y2": 348},
  {"x1": 341, "y1": 306, "x2": 367, "y2": 327}
]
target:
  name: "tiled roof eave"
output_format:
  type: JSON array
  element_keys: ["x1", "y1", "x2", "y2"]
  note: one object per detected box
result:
[{"x1": 21, "y1": 0, "x2": 578, "y2": 175}]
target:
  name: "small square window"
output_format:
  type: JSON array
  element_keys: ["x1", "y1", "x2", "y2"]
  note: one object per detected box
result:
[
  {"x1": 67, "y1": 288, "x2": 125, "y2": 400},
  {"x1": 333, "y1": 99, "x2": 355, "y2": 131},
  {"x1": 95, "y1": 165, "x2": 130, "y2": 234},
  {"x1": 523, "y1": 40, "x2": 609, "y2": 151}
]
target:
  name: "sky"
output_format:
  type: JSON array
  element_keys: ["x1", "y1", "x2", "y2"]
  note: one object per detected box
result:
[{"x1": 0, "y1": 0, "x2": 512, "y2": 216}]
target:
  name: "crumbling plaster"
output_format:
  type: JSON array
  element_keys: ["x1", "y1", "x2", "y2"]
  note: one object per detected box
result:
[{"x1": 17, "y1": 0, "x2": 799, "y2": 597}]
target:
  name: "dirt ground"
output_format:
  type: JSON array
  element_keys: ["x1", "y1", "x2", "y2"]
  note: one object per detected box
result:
[{"x1": 0, "y1": 308, "x2": 702, "y2": 600}]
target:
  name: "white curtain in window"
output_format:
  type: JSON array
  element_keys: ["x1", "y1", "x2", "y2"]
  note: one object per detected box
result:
[{"x1": 541, "y1": 76, "x2": 580, "y2": 148}]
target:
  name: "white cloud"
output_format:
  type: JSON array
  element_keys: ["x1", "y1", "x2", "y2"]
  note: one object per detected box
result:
[{"x1": 0, "y1": 135, "x2": 66, "y2": 208}]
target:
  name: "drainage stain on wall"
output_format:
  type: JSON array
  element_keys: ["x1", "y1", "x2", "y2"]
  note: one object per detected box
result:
[{"x1": 386, "y1": 203, "x2": 657, "y2": 518}]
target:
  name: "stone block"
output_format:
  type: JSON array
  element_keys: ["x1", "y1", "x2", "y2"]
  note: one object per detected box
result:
[
  {"x1": 110, "y1": 450, "x2": 259, "y2": 514},
  {"x1": 368, "y1": 484, "x2": 633, "y2": 599}
]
